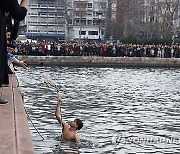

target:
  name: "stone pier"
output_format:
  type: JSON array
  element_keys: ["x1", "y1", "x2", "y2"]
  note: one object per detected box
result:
[{"x1": 17, "y1": 56, "x2": 180, "y2": 68}]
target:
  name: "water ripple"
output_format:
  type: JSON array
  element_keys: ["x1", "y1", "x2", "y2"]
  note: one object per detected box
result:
[{"x1": 15, "y1": 66, "x2": 180, "y2": 154}]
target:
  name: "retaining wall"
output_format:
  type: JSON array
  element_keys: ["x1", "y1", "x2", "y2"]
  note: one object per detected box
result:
[{"x1": 17, "y1": 56, "x2": 180, "y2": 68}]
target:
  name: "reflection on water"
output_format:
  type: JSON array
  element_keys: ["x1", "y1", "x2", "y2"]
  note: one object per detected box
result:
[{"x1": 16, "y1": 66, "x2": 180, "y2": 154}]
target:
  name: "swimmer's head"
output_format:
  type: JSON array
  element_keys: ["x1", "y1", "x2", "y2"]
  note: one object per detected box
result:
[
  {"x1": 75, "y1": 118, "x2": 83, "y2": 130},
  {"x1": 70, "y1": 118, "x2": 83, "y2": 130}
]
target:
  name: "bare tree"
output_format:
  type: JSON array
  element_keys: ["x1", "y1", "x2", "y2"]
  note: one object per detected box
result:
[
  {"x1": 108, "y1": 0, "x2": 180, "y2": 43},
  {"x1": 108, "y1": 0, "x2": 144, "y2": 40},
  {"x1": 156, "y1": 0, "x2": 180, "y2": 43},
  {"x1": 72, "y1": 0, "x2": 87, "y2": 42},
  {"x1": 141, "y1": 0, "x2": 180, "y2": 42},
  {"x1": 105, "y1": 0, "x2": 113, "y2": 40},
  {"x1": 75, "y1": 1, "x2": 87, "y2": 42}
]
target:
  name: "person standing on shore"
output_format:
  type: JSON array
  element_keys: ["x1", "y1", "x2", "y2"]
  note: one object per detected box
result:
[
  {"x1": 6, "y1": 31, "x2": 27, "y2": 73},
  {"x1": 0, "y1": 0, "x2": 29, "y2": 104}
]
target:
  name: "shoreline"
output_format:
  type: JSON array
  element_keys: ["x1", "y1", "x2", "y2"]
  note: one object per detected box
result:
[{"x1": 17, "y1": 56, "x2": 180, "y2": 68}]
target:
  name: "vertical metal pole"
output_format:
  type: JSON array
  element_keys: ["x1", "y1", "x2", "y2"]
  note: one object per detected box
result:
[{"x1": 99, "y1": 19, "x2": 101, "y2": 42}]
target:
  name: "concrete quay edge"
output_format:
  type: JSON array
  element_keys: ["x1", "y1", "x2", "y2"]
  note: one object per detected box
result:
[{"x1": 16, "y1": 56, "x2": 180, "y2": 68}]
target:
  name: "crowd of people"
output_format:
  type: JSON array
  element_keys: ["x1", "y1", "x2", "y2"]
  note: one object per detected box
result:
[{"x1": 13, "y1": 41, "x2": 180, "y2": 58}]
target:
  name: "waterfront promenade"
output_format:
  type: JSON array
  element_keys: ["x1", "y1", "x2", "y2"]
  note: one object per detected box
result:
[
  {"x1": 17, "y1": 56, "x2": 180, "y2": 67},
  {"x1": 0, "y1": 74, "x2": 34, "y2": 154}
]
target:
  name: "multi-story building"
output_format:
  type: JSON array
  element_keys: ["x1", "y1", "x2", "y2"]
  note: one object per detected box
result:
[
  {"x1": 66, "y1": 0, "x2": 108, "y2": 42},
  {"x1": 24, "y1": 0, "x2": 66, "y2": 42},
  {"x1": 19, "y1": 0, "x2": 108, "y2": 42},
  {"x1": 20, "y1": 0, "x2": 179, "y2": 43}
]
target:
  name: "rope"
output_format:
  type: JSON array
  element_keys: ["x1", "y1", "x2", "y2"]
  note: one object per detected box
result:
[
  {"x1": 20, "y1": 79, "x2": 63, "y2": 141},
  {"x1": 44, "y1": 80, "x2": 63, "y2": 127},
  {"x1": 19, "y1": 78, "x2": 45, "y2": 141},
  {"x1": 24, "y1": 107, "x2": 45, "y2": 141}
]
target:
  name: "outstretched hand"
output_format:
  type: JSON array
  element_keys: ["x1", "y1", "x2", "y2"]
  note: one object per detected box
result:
[
  {"x1": 57, "y1": 93, "x2": 62, "y2": 103},
  {"x1": 19, "y1": 60, "x2": 27, "y2": 68}
]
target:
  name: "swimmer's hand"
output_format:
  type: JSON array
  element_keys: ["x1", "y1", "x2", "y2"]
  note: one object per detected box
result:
[
  {"x1": 57, "y1": 93, "x2": 62, "y2": 103},
  {"x1": 19, "y1": 60, "x2": 28, "y2": 68}
]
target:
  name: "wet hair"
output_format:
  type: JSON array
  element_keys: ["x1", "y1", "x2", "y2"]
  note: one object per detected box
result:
[{"x1": 76, "y1": 118, "x2": 83, "y2": 130}]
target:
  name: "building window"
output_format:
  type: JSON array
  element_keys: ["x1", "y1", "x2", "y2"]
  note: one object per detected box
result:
[
  {"x1": 101, "y1": 30, "x2": 104, "y2": 35},
  {"x1": 100, "y1": 2, "x2": 107, "y2": 9},
  {"x1": 75, "y1": 19, "x2": 80, "y2": 25},
  {"x1": 88, "y1": 31, "x2": 98, "y2": 35},
  {"x1": 81, "y1": 19, "x2": 86, "y2": 25},
  {"x1": 48, "y1": 13, "x2": 55, "y2": 17},
  {"x1": 40, "y1": 13, "x2": 47, "y2": 16},
  {"x1": 79, "y1": 31, "x2": 86, "y2": 35},
  {"x1": 87, "y1": 3, "x2": 93, "y2": 8},
  {"x1": 30, "y1": 13, "x2": 38, "y2": 16},
  {"x1": 93, "y1": 20, "x2": 98, "y2": 25},
  {"x1": 87, "y1": 11, "x2": 92, "y2": 16},
  {"x1": 68, "y1": 19, "x2": 72, "y2": 24},
  {"x1": 87, "y1": 20, "x2": 92, "y2": 25}
]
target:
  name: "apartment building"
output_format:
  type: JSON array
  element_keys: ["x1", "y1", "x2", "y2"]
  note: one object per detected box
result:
[
  {"x1": 19, "y1": 0, "x2": 108, "y2": 42},
  {"x1": 67, "y1": 0, "x2": 108, "y2": 42},
  {"x1": 23, "y1": 0, "x2": 66, "y2": 41},
  {"x1": 20, "y1": 0, "x2": 179, "y2": 42}
]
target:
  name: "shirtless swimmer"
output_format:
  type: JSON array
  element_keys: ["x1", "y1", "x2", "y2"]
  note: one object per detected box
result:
[{"x1": 55, "y1": 94, "x2": 83, "y2": 142}]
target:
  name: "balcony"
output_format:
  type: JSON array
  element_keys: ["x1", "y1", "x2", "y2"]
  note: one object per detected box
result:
[
  {"x1": 40, "y1": 5, "x2": 47, "y2": 9},
  {"x1": 48, "y1": 5, "x2": 55, "y2": 9},
  {"x1": 30, "y1": 4, "x2": 38, "y2": 8}
]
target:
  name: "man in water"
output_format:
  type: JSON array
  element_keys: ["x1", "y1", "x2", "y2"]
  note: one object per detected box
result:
[{"x1": 55, "y1": 94, "x2": 83, "y2": 142}]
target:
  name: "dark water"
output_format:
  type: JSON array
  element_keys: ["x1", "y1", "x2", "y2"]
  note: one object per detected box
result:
[{"x1": 15, "y1": 66, "x2": 180, "y2": 154}]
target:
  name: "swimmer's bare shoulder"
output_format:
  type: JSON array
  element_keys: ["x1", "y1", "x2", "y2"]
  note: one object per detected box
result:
[{"x1": 74, "y1": 133, "x2": 80, "y2": 142}]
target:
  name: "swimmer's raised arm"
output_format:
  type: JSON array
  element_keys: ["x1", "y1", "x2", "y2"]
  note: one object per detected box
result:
[{"x1": 55, "y1": 94, "x2": 68, "y2": 128}]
